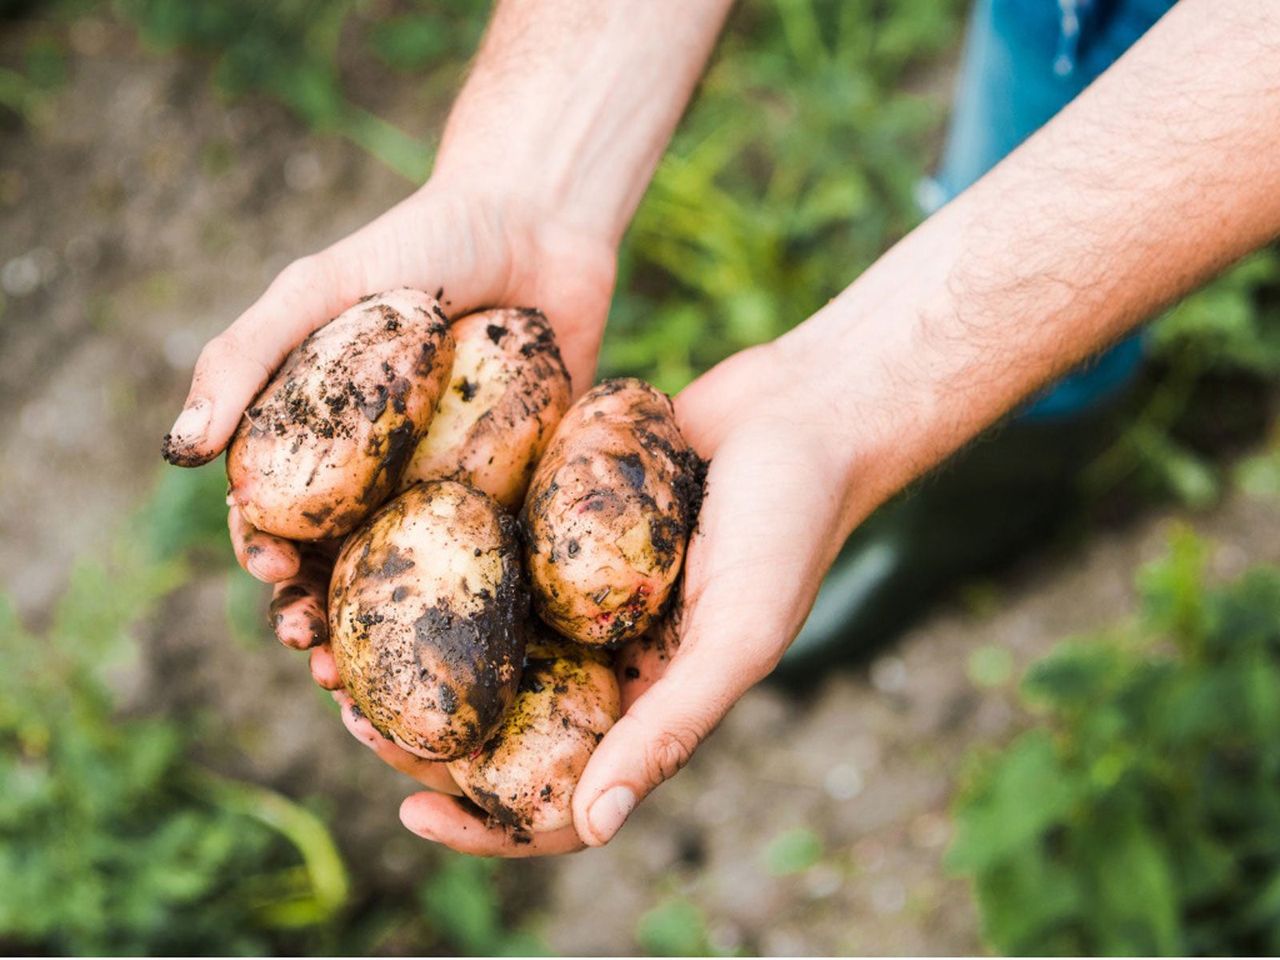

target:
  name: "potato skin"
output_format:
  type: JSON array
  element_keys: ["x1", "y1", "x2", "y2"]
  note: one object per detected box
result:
[
  {"x1": 227, "y1": 288, "x2": 455, "y2": 540},
  {"x1": 399, "y1": 307, "x2": 571, "y2": 510},
  {"x1": 522, "y1": 378, "x2": 705, "y2": 646},
  {"x1": 447, "y1": 635, "x2": 620, "y2": 833},
  {"x1": 328, "y1": 480, "x2": 527, "y2": 760}
]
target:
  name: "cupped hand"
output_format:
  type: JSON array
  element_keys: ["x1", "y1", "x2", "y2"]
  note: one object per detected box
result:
[
  {"x1": 164, "y1": 179, "x2": 617, "y2": 800},
  {"x1": 163, "y1": 176, "x2": 616, "y2": 609},
  {"x1": 397, "y1": 339, "x2": 864, "y2": 855}
]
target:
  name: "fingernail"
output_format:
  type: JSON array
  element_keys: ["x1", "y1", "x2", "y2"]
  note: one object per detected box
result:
[
  {"x1": 587, "y1": 786, "x2": 636, "y2": 844},
  {"x1": 400, "y1": 799, "x2": 439, "y2": 841},
  {"x1": 169, "y1": 400, "x2": 211, "y2": 444}
]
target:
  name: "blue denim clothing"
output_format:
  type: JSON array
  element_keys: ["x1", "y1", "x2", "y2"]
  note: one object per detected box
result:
[{"x1": 927, "y1": 0, "x2": 1178, "y2": 419}]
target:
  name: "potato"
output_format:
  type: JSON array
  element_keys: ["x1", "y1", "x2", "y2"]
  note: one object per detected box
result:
[
  {"x1": 399, "y1": 307, "x2": 571, "y2": 510},
  {"x1": 447, "y1": 633, "x2": 620, "y2": 833},
  {"x1": 328, "y1": 480, "x2": 527, "y2": 760},
  {"x1": 522, "y1": 378, "x2": 705, "y2": 646},
  {"x1": 227, "y1": 288, "x2": 455, "y2": 540}
]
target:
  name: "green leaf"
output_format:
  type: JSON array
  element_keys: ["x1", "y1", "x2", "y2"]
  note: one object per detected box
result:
[
  {"x1": 636, "y1": 898, "x2": 714, "y2": 957},
  {"x1": 972, "y1": 845, "x2": 1083, "y2": 954},
  {"x1": 763, "y1": 826, "x2": 824, "y2": 875},
  {"x1": 421, "y1": 856, "x2": 499, "y2": 952},
  {"x1": 1137, "y1": 525, "x2": 1209, "y2": 646},
  {"x1": 1021, "y1": 640, "x2": 1126, "y2": 712},
  {"x1": 948, "y1": 730, "x2": 1078, "y2": 874},
  {"x1": 1078, "y1": 804, "x2": 1181, "y2": 955}
]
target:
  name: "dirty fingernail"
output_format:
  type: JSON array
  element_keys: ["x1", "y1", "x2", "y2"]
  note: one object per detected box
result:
[
  {"x1": 587, "y1": 786, "x2": 636, "y2": 845},
  {"x1": 168, "y1": 400, "x2": 211, "y2": 443}
]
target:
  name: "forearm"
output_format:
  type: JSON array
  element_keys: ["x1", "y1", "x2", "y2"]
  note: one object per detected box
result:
[
  {"x1": 432, "y1": 0, "x2": 734, "y2": 246},
  {"x1": 788, "y1": 0, "x2": 1280, "y2": 529}
]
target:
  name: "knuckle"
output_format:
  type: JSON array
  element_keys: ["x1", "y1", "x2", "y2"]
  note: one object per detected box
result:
[
  {"x1": 198, "y1": 329, "x2": 250, "y2": 371},
  {"x1": 273, "y1": 254, "x2": 326, "y2": 294},
  {"x1": 202, "y1": 327, "x2": 272, "y2": 383},
  {"x1": 643, "y1": 723, "x2": 702, "y2": 785},
  {"x1": 194, "y1": 331, "x2": 233, "y2": 372}
]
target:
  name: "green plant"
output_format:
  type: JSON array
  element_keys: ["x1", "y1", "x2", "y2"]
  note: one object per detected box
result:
[
  {"x1": 636, "y1": 897, "x2": 717, "y2": 957},
  {"x1": 604, "y1": 0, "x2": 967, "y2": 392},
  {"x1": 419, "y1": 855, "x2": 548, "y2": 956},
  {"x1": 112, "y1": 0, "x2": 454, "y2": 178},
  {"x1": 0, "y1": 28, "x2": 66, "y2": 122},
  {"x1": 1088, "y1": 250, "x2": 1280, "y2": 508},
  {"x1": 0, "y1": 462, "x2": 548, "y2": 955},
  {"x1": 763, "y1": 826, "x2": 825, "y2": 876},
  {"x1": 950, "y1": 529, "x2": 1280, "y2": 955},
  {"x1": 0, "y1": 469, "x2": 349, "y2": 954}
]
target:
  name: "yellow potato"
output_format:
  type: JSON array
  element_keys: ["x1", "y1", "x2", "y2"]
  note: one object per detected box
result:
[
  {"x1": 227, "y1": 288, "x2": 455, "y2": 540},
  {"x1": 522, "y1": 378, "x2": 705, "y2": 646},
  {"x1": 400, "y1": 307, "x2": 571, "y2": 510},
  {"x1": 328, "y1": 480, "x2": 527, "y2": 760},
  {"x1": 447, "y1": 635, "x2": 620, "y2": 833}
]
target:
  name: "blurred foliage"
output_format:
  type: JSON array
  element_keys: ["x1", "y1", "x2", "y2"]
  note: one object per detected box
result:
[
  {"x1": 0, "y1": 23, "x2": 65, "y2": 121},
  {"x1": 1084, "y1": 250, "x2": 1280, "y2": 511},
  {"x1": 763, "y1": 825, "x2": 825, "y2": 876},
  {"x1": 951, "y1": 529, "x2": 1280, "y2": 955},
  {"x1": 607, "y1": 0, "x2": 967, "y2": 391},
  {"x1": 107, "y1": 0, "x2": 480, "y2": 178},
  {"x1": 966, "y1": 644, "x2": 1013, "y2": 689},
  {"x1": 75, "y1": 0, "x2": 966, "y2": 393},
  {"x1": 0, "y1": 468, "x2": 348, "y2": 954},
  {"x1": 0, "y1": 464, "x2": 543, "y2": 955},
  {"x1": 635, "y1": 897, "x2": 719, "y2": 957},
  {"x1": 420, "y1": 855, "x2": 549, "y2": 956}
]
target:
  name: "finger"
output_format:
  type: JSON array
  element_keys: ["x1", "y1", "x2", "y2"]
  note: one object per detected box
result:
[
  {"x1": 615, "y1": 598, "x2": 683, "y2": 710},
  {"x1": 573, "y1": 428, "x2": 845, "y2": 847},
  {"x1": 309, "y1": 645, "x2": 342, "y2": 690},
  {"x1": 400, "y1": 791, "x2": 584, "y2": 857},
  {"x1": 573, "y1": 654, "x2": 740, "y2": 848},
  {"x1": 333, "y1": 690, "x2": 461, "y2": 795},
  {"x1": 228, "y1": 505, "x2": 300, "y2": 583},
  {"x1": 162, "y1": 251, "x2": 359, "y2": 467},
  {"x1": 270, "y1": 552, "x2": 331, "y2": 649}
]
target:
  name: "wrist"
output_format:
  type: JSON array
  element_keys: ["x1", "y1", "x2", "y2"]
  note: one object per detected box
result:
[
  {"x1": 429, "y1": 119, "x2": 638, "y2": 253},
  {"x1": 429, "y1": 1, "x2": 733, "y2": 249},
  {"x1": 772, "y1": 209, "x2": 976, "y2": 528}
]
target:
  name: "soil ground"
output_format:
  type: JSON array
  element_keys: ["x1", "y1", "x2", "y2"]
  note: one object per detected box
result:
[{"x1": 3, "y1": 19, "x2": 1277, "y2": 956}]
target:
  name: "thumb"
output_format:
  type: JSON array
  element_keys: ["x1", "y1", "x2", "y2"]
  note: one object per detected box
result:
[
  {"x1": 571, "y1": 424, "x2": 845, "y2": 846},
  {"x1": 161, "y1": 248, "x2": 358, "y2": 467},
  {"x1": 570, "y1": 652, "x2": 748, "y2": 847},
  {"x1": 161, "y1": 190, "x2": 507, "y2": 467}
]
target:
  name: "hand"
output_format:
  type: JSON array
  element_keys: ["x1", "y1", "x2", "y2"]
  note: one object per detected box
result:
[
  {"x1": 164, "y1": 179, "x2": 616, "y2": 799},
  {"x1": 163, "y1": 176, "x2": 616, "y2": 612},
  {"x1": 398, "y1": 339, "x2": 863, "y2": 854}
]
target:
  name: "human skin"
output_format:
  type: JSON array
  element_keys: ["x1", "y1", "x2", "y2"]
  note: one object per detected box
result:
[{"x1": 165, "y1": 0, "x2": 1280, "y2": 855}]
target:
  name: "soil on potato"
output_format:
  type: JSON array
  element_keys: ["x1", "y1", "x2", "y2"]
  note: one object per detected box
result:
[{"x1": 3, "y1": 16, "x2": 1278, "y2": 957}]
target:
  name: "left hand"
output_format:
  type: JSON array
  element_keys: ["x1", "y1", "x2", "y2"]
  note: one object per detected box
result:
[{"x1": 395, "y1": 338, "x2": 862, "y2": 855}]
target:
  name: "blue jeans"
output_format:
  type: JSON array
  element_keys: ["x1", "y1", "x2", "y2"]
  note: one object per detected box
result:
[{"x1": 927, "y1": 0, "x2": 1178, "y2": 420}]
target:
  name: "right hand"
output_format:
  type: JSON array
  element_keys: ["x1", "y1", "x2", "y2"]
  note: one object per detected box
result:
[{"x1": 162, "y1": 176, "x2": 617, "y2": 729}]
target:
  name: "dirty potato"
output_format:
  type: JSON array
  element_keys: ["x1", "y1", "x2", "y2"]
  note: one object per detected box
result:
[
  {"x1": 399, "y1": 307, "x2": 571, "y2": 510},
  {"x1": 227, "y1": 288, "x2": 455, "y2": 540},
  {"x1": 447, "y1": 633, "x2": 620, "y2": 833},
  {"x1": 328, "y1": 480, "x2": 527, "y2": 760},
  {"x1": 522, "y1": 378, "x2": 705, "y2": 646}
]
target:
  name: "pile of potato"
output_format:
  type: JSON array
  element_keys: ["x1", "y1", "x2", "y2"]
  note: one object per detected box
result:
[{"x1": 226, "y1": 289, "x2": 704, "y2": 834}]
